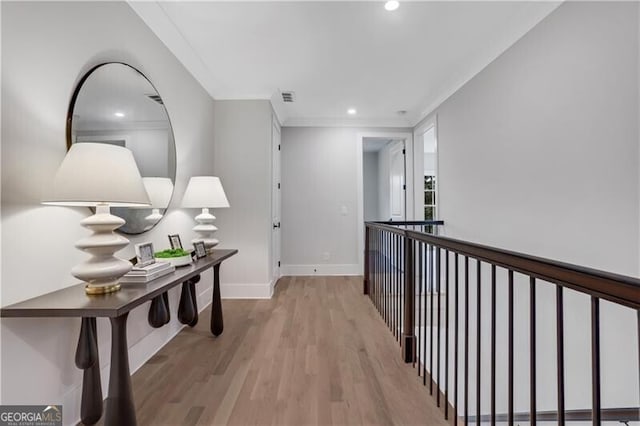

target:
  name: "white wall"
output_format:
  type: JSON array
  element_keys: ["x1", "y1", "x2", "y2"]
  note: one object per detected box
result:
[
  {"x1": 363, "y1": 151, "x2": 379, "y2": 221},
  {"x1": 417, "y1": 1, "x2": 639, "y2": 416},
  {"x1": 212, "y1": 100, "x2": 274, "y2": 297},
  {"x1": 1, "y1": 2, "x2": 217, "y2": 425},
  {"x1": 281, "y1": 127, "x2": 410, "y2": 275}
]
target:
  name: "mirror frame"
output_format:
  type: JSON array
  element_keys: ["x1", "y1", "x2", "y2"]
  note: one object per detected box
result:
[{"x1": 65, "y1": 62, "x2": 177, "y2": 234}]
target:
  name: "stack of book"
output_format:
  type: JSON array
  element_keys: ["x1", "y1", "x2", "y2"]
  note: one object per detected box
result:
[{"x1": 120, "y1": 261, "x2": 175, "y2": 284}]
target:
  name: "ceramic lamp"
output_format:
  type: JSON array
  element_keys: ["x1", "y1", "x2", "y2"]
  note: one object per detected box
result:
[
  {"x1": 181, "y1": 176, "x2": 230, "y2": 250},
  {"x1": 142, "y1": 177, "x2": 174, "y2": 223},
  {"x1": 42, "y1": 143, "x2": 150, "y2": 295}
]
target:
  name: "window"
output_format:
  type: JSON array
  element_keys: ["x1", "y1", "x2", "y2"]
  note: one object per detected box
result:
[
  {"x1": 423, "y1": 126, "x2": 436, "y2": 220},
  {"x1": 424, "y1": 175, "x2": 436, "y2": 220}
]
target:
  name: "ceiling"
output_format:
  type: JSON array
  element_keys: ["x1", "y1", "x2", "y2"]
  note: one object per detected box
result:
[
  {"x1": 363, "y1": 138, "x2": 392, "y2": 153},
  {"x1": 130, "y1": 1, "x2": 560, "y2": 127}
]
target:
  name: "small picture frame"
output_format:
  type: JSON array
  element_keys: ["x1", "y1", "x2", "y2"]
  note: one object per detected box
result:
[
  {"x1": 193, "y1": 241, "x2": 207, "y2": 259},
  {"x1": 168, "y1": 234, "x2": 183, "y2": 250},
  {"x1": 135, "y1": 242, "x2": 155, "y2": 267}
]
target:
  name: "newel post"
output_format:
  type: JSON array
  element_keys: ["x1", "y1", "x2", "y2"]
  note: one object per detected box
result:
[
  {"x1": 402, "y1": 233, "x2": 416, "y2": 363},
  {"x1": 364, "y1": 225, "x2": 370, "y2": 295}
]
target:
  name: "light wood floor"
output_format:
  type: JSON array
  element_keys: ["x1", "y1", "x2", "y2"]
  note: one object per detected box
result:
[{"x1": 113, "y1": 276, "x2": 449, "y2": 426}]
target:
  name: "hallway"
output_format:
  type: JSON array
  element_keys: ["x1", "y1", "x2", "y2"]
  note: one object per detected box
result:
[{"x1": 117, "y1": 276, "x2": 448, "y2": 425}]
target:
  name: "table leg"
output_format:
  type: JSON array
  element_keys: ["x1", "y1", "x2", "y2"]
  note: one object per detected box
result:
[
  {"x1": 75, "y1": 317, "x2": 102, "y2": 425},
  {"x1": 210, "y1": 264, "x2": 224, "y2": 336},
  {"x1": 188, "y1": 275, "x2": 200, "y2": 327},
  {"x1": 162, "y1": 292, "x2": 170, "y2": 324},
  {"x1": 178, "y1": 281, "x2": 196, "y2": 325},
  {"x1": 105, "y1": 313, "x2": 136, "y2": 426},
  {"x1": 148, "y1": 293, "x2": 170, "y2": 328}
]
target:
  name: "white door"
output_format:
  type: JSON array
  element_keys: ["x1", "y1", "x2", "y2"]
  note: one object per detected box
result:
[
  {"x1": 271, "y1": 121, "x2": 281, "y2": 281},
  {"x1": 389, "y1": 140, "x2": 406, "y2": 221}
]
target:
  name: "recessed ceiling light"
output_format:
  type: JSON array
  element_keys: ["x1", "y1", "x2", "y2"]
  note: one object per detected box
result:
[
  {"x1": 114, "y1": 112, "x2": 125, "y2": 118},
  {"x1": 347, "y1": 108, "x2": 357, "y2": 115},
  {"x1": 385, "y1": 1, "x2": 399, "y2": 11}
]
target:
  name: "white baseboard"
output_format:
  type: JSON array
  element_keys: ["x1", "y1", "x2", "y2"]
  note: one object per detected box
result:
[
  {"x1": 281, "y1": 264, "x2": 361, "y2": 276},
  {"x1": 221, "y1": 282, "x2": 273, "y2": 299}
]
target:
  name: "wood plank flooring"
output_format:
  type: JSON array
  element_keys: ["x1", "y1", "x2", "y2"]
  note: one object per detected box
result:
[{"x1": 110, "y1": 276, "x2": 448, "y2": 426}]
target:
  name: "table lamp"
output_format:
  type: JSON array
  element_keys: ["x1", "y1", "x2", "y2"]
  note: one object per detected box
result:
[
  {"x1": 142, "y1": 177, "x2": 174, "y2": 223},
  {"x1": 42, "y1": 143, "x2": 150, "y2": 295},
  {"x1": 181, "y1": 176, "x2": 230, "y2": 250}
]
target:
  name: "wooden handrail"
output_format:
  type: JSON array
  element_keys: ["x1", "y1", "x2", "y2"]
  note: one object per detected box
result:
[
  {"x1": 406, "y1": 230, "x2": 640, "y2": 310},
  {"x1": 365, "y1": 221, "x2": 640, "y2": 309}
]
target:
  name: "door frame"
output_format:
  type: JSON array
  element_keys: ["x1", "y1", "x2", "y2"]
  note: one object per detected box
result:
[
  {"x1": 270, "y1": 116, "x2": 282, "y2": 285},
  {"x1": 356, "y1": 131, "x2": 414, "y2": 275},
  {"x1": 413, "y1": 114, "x2": 438, "y2": 220}
]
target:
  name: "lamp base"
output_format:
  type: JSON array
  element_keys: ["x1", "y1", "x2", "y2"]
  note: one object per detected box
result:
[
  {"x1": 145, "y1": 208, "x2": 163, "y2": 224},
  {"x1": 193, "y1": 208, "x2": 220, "y2": 250},
  {"x1": 85, "y1": 283, "x2": 121, "y2": 295},
  {"x1": 73, "y1": 204, "x2": 132, "y2": 294}
]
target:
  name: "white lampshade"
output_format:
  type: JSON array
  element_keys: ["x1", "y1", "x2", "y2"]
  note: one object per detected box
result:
[
  {"x1": 42, "y1": 143, "x2": 150, "y2": 207},
  {"x1": 182, "y1": 176, "x2": 230, "y2": 208},
  {"x1": 41, "y1": 143, "x2": 150, "y2": 294},
  {"x1": 142, "y1": 177, "x2": 174, "y2": 208}
]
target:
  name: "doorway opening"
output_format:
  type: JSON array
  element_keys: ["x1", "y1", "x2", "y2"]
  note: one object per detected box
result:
[
  {"x1": 357, "y1": 131, "x2": 413, "y2": 274},
  {"x1": 362, "y1": 138, "x2": 406, "y2": 222}
]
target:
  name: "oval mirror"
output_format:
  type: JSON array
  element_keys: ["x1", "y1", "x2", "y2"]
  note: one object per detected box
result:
[{"x1": 67, "y1": 63, "x2": 176, "y2": 234}]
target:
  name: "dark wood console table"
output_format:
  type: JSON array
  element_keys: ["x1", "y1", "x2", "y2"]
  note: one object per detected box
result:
[{"x1": 0, "y1": 249, "x2": 237, "y2": 426}]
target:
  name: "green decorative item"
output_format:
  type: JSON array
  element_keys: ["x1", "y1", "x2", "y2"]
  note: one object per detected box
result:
[
  {"x1": 154, "y1": 248, "x2": 192, "y2": 267},
  {"x1": 154, "y1": 248, "x2": 190, "y2": 258}
]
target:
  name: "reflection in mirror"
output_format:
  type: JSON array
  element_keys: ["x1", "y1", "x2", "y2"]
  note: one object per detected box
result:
[{"x1": 67, "y1": 63, "x2": 176, "y2": 234}]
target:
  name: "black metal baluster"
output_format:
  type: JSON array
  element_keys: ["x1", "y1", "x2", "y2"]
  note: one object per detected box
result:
[
  {"x1": 376, "y1": 231, "x2": 380, "y2": 312},
  {"x1": 591, "y1": 296, "x2": 601, "y2": 426},
  {"x1": 454, "y1": 253, "x2": 459, "y2": 426},
  {"x1": 464, "y1": 256, "x2": 469, "y2": 426},
  {"x1": 418, "y1": 241, "x2": 423, "y2": 374},
  {"x1": 397, "y1": 233, "x2": 401, "y2": 342},
  {"x1": 383, "y1": 231, "x2": 387, "y2": 318},
  {"x1": 374, "y1": 231, "x2": 378, "y2": 310},
  {"x1": 430, "y1": 244, "x2": 435, "y2": 395},
  {"x1": 392, "y1": 233, "x2": 396, "y2": 337},
  {"x1": 415, "y1": 240, "x2": 420, "y2": 362},
  {"x1": 398, "y1": 235, "x2": 408, "y2": 346},
  {"x1": 437, "y1": 247, "x2": 442, "y2": 407},
  {"x1": 530, "y1": 277, "x2": 537, "y2": 426},
  {"x1": 386, "y1": 232, "x2": 390, "y2": 327},
  {"x1": 384, "y1": 232, "x2": 387, "y2": 325},
  {"x1": 393, "y1": 233, "x2": 397, "y2": 338},
  {"x1": 388, "y1": 232, "x2": 391, "y2": 330},
  {"x1": 476, "y1": 260, "x2": 481, "y2": 424},
  {"x1": 364, "y1": 227, "x2": 368, "y2": 296},
  {"x1": 508, "y1": 270, "x2": 514, "y2": 426},
  {"x1": 399, "y1": 233, "x2": 402, "y2": 342},
  {"x1": 445, "y1": 250, "x2": 450, "y2": 420},
  {"x1": 424, "y1": 244, "x2": 428, "y2": 385},
  {"x1": 491, "y1": 265, "x2": 496, "y2": 426},
  {"x1": 557, "y1": 286, "x2": 565, "y2": 426}
]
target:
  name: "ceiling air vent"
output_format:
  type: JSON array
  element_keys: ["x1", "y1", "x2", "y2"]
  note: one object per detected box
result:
[
  {"x1": 146, "y1": 94, "x2": 164, "y2": 105},
  {"x1": 281, "y1": 91, "x2": 295, "y2": 103}
]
